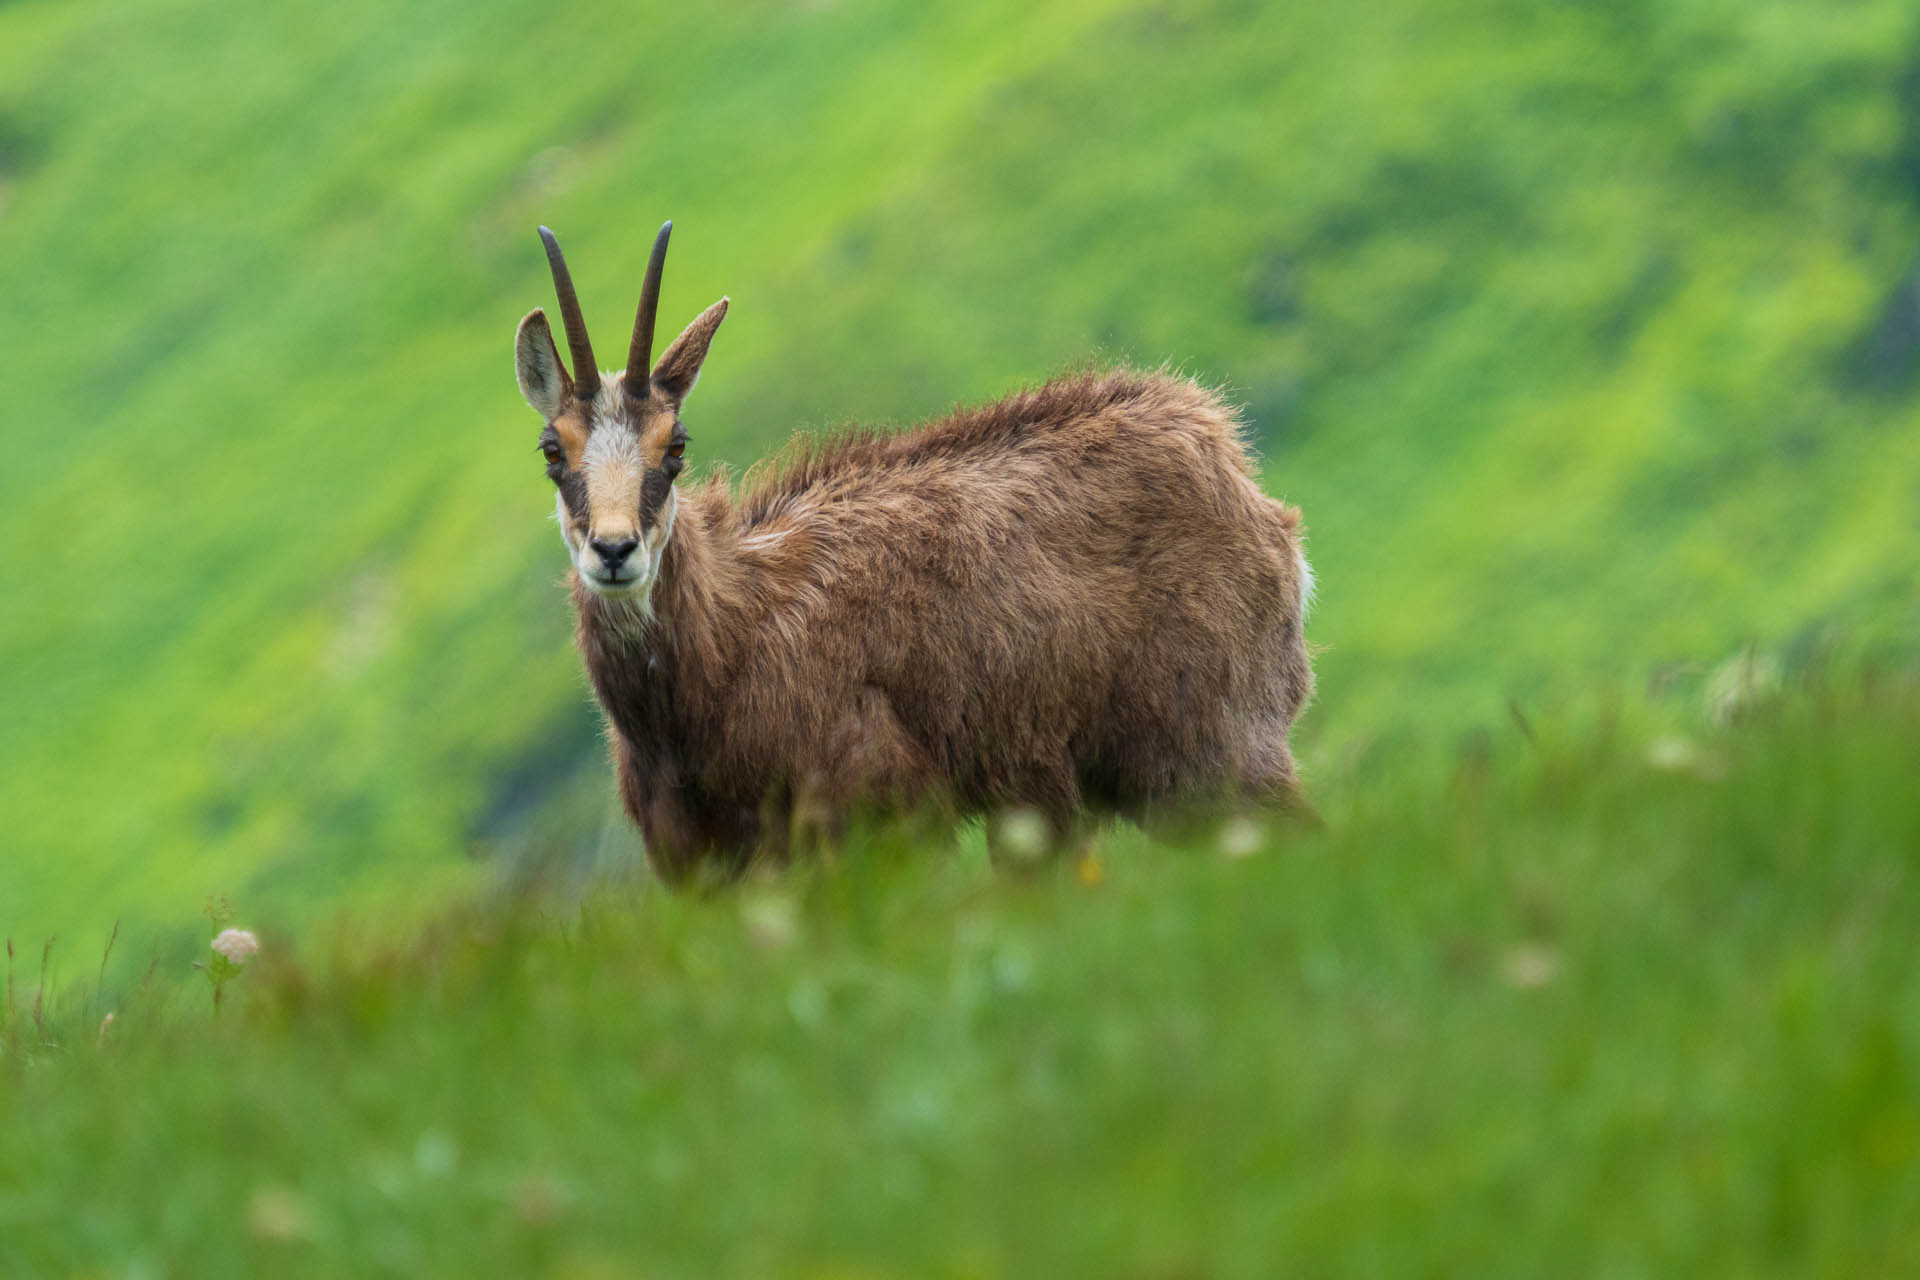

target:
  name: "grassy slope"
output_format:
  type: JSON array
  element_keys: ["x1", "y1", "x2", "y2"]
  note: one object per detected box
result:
[
  {"x1": 4, "y1": 677, "x2": 1918, "y2": 1275},
  {"x1": 4, "y1": 0, "x2": 1920, "y2": 962}
]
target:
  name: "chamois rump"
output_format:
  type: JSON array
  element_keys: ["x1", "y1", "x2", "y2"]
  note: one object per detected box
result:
[{"x1": 514, "y1": 221, "x2": 1315, "y2": 882}]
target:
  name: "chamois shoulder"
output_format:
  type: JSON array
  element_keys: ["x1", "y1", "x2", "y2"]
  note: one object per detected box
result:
[{"x1": 731, "y1": 368, "x2": 1245, "y2": 527}]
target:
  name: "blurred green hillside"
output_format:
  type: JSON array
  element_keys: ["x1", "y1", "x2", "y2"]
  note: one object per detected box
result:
[{"x1": 3, "y1": 0, "x2": 1919, "y2": 951}]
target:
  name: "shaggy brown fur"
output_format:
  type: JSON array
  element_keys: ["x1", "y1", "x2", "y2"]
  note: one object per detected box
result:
[
  {"x1": 577, "y1": 371, "x2": 1313, "y2": 881},
  {"x1": 516, "y1": 228, "x2": 1313, "y2": 883}
]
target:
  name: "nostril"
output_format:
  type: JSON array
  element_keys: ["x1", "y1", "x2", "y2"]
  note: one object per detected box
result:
[{"x1": 590, "y1": 537, "x2": 640, "y2": 570}]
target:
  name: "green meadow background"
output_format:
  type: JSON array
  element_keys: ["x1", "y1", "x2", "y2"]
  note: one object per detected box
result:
[{"x1": 4, "y1": 0, "x2": 1920, "y2": 1272}]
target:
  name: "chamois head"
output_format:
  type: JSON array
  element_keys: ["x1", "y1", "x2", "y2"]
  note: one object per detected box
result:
[{"x1": 515, "y1": 221, "x2": 728, "y2": 600}]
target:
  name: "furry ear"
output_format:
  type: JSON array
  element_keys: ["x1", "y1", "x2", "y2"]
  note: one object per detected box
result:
[
  {"x1": 515, "y1": 309, "x2": 572, "y2": 418},
  {"x1": 650, "y1": 298, "x2": 729, "y2": 404}
]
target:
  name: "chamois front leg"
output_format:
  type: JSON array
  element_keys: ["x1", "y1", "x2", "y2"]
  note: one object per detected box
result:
[
  {"x1": 791, "y1": 686, "x2": 946, "y2": 857},
  {"x1": 614, "y1": 738, "x2": 757, "y2": 886}
]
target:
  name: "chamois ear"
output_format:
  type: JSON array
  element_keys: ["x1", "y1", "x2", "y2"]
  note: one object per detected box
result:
[
  {"x1": 649, "y1": 298, "x2": 729, "y2": 404},
  {"x1": 515, "y1": 308, "x2": 572, "y2": 419}
]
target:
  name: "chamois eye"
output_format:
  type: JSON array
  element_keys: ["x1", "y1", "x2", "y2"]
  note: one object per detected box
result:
[
  {"x1": 667, "y1": 439, "x2": 686, "y2": 460},
  {"x1": 541, "y1": 442, "x2": 564, "y2": 469}
]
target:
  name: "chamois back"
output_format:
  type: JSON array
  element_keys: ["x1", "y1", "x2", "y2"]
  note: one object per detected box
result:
[{"x1": 573, "y1": 370, "x2": 1312, "y2": 878}]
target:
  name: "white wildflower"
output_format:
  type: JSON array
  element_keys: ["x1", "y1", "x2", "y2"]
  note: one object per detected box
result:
[
  {"x1": 740, "y1": 893, "x2": 799, "y2": 951},
  {"x1": 1499, "y1": 943, "x2": 1561, "y2": 990},
  {"x1": 1645, "y1": 735, "x2": 1700, "y2": 772},
  {"x1": 993, "y1": 807, "x2": 1051, "y2": 864},
  {"x1": 1218, "y1": 815, "x2": 1265, "y2": 859},
  {"x1": 211, "y1": 928, "x2": 260, "y2": 966}
]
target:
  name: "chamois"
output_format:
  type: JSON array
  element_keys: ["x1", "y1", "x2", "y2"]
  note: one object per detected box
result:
[{"x1": 514, "y1": 221, "x2": 1315, "y2": 882}]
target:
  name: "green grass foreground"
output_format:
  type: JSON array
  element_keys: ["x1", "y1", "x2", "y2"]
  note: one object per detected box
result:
[{"x1": 5, "y1": 674, "x2": 1917, "y2": 1277}]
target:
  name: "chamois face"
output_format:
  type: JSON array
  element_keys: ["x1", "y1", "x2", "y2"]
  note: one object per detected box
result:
[
  {"x1": 534, "y1": 374, "x2": 688, "y2": 599},
  {"x1": 513, "y1": 224, "x2": 727, "y2": 604}
]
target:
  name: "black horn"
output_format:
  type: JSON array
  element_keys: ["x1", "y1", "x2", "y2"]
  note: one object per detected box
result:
[
  {"x1": 538, "y1": 226, "x2": 599, "y2": 400},
  {"x1": 627, "y1": 220, "x2": 673, "y2": 399}
]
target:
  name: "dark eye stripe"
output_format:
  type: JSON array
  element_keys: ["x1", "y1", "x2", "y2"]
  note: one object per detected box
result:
[{"x1": 639, "y1": 468, "x2": 673, "y2": 526}]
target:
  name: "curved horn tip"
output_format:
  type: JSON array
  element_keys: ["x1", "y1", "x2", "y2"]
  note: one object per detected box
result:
[
  {"x1": 536, "y1": 224, "x2": 600, "y2": 398},
  {"x1": 626, "y1": 219, "x2": 677, "y2": 393}
]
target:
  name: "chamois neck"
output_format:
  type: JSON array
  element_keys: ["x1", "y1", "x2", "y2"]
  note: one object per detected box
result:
[{"x1": 649, "y1": 496, "x2": 724, "y2": 635}]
